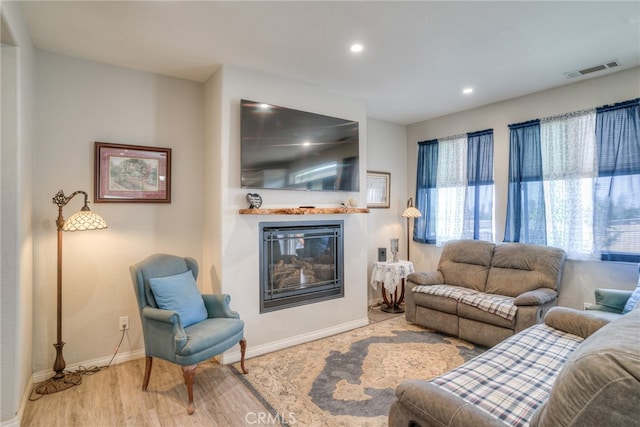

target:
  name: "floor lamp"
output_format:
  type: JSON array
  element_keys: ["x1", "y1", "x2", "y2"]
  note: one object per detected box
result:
[
  {"x1": 35, "y1": 190, "x2": 107, "y2": 395},
  {"x1": 402, "y1": 197, "x2": 422, "y2": 261}
]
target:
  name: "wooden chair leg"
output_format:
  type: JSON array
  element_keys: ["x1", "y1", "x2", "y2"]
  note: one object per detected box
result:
[
  {"x1": 142, "y1": 356, "x2": 153, "y2": 391},
  {"x1": 181, "y1": 364, "x2": 198, "y2": 415},
  {"x1": 240, "y1": 338, "x2": 248, "y2": 374}
]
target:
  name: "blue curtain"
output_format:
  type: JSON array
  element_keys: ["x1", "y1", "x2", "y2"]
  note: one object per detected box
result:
[
  {"x1": 504, "y1": 120, "x2": 547, "y2": 244},
  {"x1": 414, "y1": 140, "x2": 438, "y2": 244},
  {"x1": 595, "y1": 98, "x2": 640, "y2": 262},
  {"x1": 414, "y1": 131, "x2": 494, "y2": 244},
  {"x1": 465, "y1": 129, "x2": 494, "y2": 240}
]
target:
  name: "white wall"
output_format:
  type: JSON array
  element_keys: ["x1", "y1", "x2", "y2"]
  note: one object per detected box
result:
[
  {"x1": 366, "y1": 118, "x2": 408, "y2": 305},
  {"x1": 0, "y1": 2, "x2": 36, "y2": 424},
  {"x1": 204, "y1": 66, "x2": 370, "y2": 360},
  {"x1": 32, "y1": 51, "x2": 205, "y2": 373},
  {"x1": 406, "y1": 67, "x2": 640, "y2": 308}
]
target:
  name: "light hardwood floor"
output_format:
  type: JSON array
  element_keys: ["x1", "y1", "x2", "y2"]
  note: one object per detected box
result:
[{"x1": 22, "y1": 306, "x2": 400, "y2": 427}]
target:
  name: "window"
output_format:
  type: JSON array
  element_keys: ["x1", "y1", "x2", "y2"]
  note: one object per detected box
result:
[
  {"x1": 414, "y1": 130, "x2": 494, "y2": 245},
  {"x1": 505, "y1": 98, "x2": 640, "y2": 261}
]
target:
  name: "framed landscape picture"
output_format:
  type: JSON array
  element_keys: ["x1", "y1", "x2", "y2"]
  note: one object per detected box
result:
[
  {"x1": 366, "y1": 171, "x2": 390, "y2": 208},
  {"x1": 94, "y1": 142, "x2": 171, "y2": 203}
]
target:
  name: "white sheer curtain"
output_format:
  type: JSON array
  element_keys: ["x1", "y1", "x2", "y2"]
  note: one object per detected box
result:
[
  {"x1": 436, "y1": 135, "x2": 467, "y2": 245},
  {"x1": 540, "y1": 110, "x2": 597, "y2": 257}
]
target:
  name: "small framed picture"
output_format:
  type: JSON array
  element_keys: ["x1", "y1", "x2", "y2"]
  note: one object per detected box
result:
[
  {"x1": 94, "y1": 142, "x2": 171, "y2": 203},
  {"x1": 366, "y1": 171, "x2": 390, "y2": 208}
]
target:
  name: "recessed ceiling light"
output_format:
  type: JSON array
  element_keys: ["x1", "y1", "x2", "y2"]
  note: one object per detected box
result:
[
  {"x1": 462, "y1": 87, "x2": 474, "y2": 94},
  {"x1": 350, "y1": 43, "x2": 363, "y2": 53}
]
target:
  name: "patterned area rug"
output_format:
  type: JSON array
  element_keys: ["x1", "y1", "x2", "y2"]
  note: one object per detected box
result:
[{"x1": 231, "y1": 315, "x2": 484, "y2": 426}]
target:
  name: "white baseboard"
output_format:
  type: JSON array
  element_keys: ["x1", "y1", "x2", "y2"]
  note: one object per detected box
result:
[
  {"x1": 31, "y1": 348, "x2": 146, "y2": 383},
  {"x1": 0, "y1": 416, "x2": 20, "y2": 427},
  {"x1": 1, "y1": 375, "x2": 34, "y2": 427},
  {"x1": 31, "y1": 317, "x2": 370, "y2": 379},
  {"x1": 220, "y1": 316, "x2": 370, "y2": 364}
]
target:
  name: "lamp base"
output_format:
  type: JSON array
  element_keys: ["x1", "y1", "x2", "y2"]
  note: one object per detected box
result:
[{"x1": 34, "y1": 372, "x2": 82, "y2": 395}]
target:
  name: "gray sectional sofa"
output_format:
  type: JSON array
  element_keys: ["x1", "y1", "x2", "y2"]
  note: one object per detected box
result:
[
  {"x1": 388, "y1": 306, "x2": 640, "y2": 426},
  {"x1": 405, "y1": 239, "x2": 566, "y2": 347}
]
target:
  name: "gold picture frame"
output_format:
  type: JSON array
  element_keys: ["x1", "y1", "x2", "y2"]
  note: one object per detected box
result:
[{"x1": 366, "y1": 171, "x2": 390, "y2": 208}]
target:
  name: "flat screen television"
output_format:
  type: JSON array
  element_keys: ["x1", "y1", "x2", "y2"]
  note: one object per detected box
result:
[{"x1": 240, "y1": 99, "x2": 360, "y2": 192}]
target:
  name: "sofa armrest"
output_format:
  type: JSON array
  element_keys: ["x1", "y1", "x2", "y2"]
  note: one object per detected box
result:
[
  {"x1": 393, "y1": 380, "x2": 505, "y2": 427},
  {"x1": 407, "y1": 271, "x2": 444, "y2": 287},
  {"x1": 142, "y1": 306, "x2": 188, "y2": 354},
  {"x1": 543, "y1": 306, "x2": 610, "y2": 339},
  {"x1": 202, "y1": 294, "x2": 240, "y2": 319},
  {"x1": 142, "y1": 305, "x2": 180, "y2": 324},
  {"x1": 514, "y1": 288, "x2": 558, "y2": 306},
  {"x1": 587, "y1": 288, "x2": 632, "y2": 314}
]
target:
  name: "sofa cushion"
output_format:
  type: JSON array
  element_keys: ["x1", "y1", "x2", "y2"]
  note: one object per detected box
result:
[
  {"x1": 485, "y1": 243, "x2": 566, "y2": 297},
  {"x1": 531, "y1": 309, "x2": 640, "y2": 426},
  {"x1": 411, "y1": 289, "x2": 460, "y2": 314},
  {"x1": 413, "y1": 284, "x2": 479, "y2": 300},
  {"x1": 459, "y1": 292, "x2": 517, "y2": 321},
  {"x1": 438, "y1": 239, "x2": 495, "y2": 291},
  {"x1": 457, "y1": 303, "x2": 515, "y2": 329}
]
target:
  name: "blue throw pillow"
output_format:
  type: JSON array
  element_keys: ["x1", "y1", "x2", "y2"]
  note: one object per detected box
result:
[
  {"x1": 622, "y1": 276, "x2": 640, "y2": 314},
  {"x1": 149, "y1": 270, "x2": 208, "y2": 328}
]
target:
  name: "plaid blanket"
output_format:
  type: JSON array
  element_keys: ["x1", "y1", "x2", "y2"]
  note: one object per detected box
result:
[
  {"x1": 459, "y1": 292, "x2": 518, "y2": 321},
  {"x1": 413, "y1": 285, "x2": 517, "y2": 321},
  {"x1": 430, "y1": 323, "x2": 584, "y2": 426},
  {"x1": 412, "y1": 284, "x2": 479, "y2": 300}
]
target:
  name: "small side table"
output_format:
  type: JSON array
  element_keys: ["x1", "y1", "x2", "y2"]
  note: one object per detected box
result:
[{"x1": 371, "y1": 260, "x2": 415, "y2": 313}]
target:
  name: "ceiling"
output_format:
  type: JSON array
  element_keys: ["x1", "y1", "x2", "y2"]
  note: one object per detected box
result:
[{"x1": 17, "y1": 1, "x2": 640, "y2": 125}]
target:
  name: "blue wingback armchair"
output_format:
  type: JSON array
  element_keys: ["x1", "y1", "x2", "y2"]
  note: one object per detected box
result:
[{"x1": 130, "y1": 253, "x2": 247, "y2": 414}]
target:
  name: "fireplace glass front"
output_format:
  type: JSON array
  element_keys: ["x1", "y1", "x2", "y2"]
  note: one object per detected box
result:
[{"x1": 260, "y1": 220, "x2": 344, "y2": 312}]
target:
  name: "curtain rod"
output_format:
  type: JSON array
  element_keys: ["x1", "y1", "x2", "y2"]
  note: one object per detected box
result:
[
  {"x1": 510, "y1": 97, "x2": 638, "y2": 128},
  {"x1": 540, "y1": 108, "x2": 596, "y2": 123}
]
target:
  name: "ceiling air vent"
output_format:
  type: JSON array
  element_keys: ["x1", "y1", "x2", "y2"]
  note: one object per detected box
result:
[{"x1": 564, "y1": 60, "x2": 620, "y2": 79}]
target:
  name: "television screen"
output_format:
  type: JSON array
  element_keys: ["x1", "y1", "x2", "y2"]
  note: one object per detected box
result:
[{"x1": 241, "y1": 99, "x2": 360, "y2": 192}]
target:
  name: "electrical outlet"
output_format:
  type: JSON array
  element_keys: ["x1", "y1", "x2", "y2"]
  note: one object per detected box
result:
[{"x1": 119, "y1": 316, "x2": 129, "y2": 331}]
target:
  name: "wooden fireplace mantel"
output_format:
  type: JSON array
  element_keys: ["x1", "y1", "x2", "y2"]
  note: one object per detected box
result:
[{"x1": 238, "y1": 207, "x2": 369, "y2": 215}]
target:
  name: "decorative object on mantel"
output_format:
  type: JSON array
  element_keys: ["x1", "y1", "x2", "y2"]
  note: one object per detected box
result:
[
  {"x1": 246, "y1": 193, "x2": 262, "y2": 209},
  {"x1": 402, "y1": 197, "x2": 422, "y2": 261},
  {"x1": 94, "y1": 142, "x2": 171, "y2": 203},
  {"x1": 35, "y1": 190, "x2": 108, "y2": 395},
  {"x1": 342, "y1": 197, "x2": 358, "y2": 208},
  {"x1": 366, "y1": 171, "x2": 390, "y2": 208},
  {"x1": 238, "y1": 207, "x2": 369, "y2": 215},
  {"x1": 390, "y1": 238, "x2": 400, "y2": 263}
]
